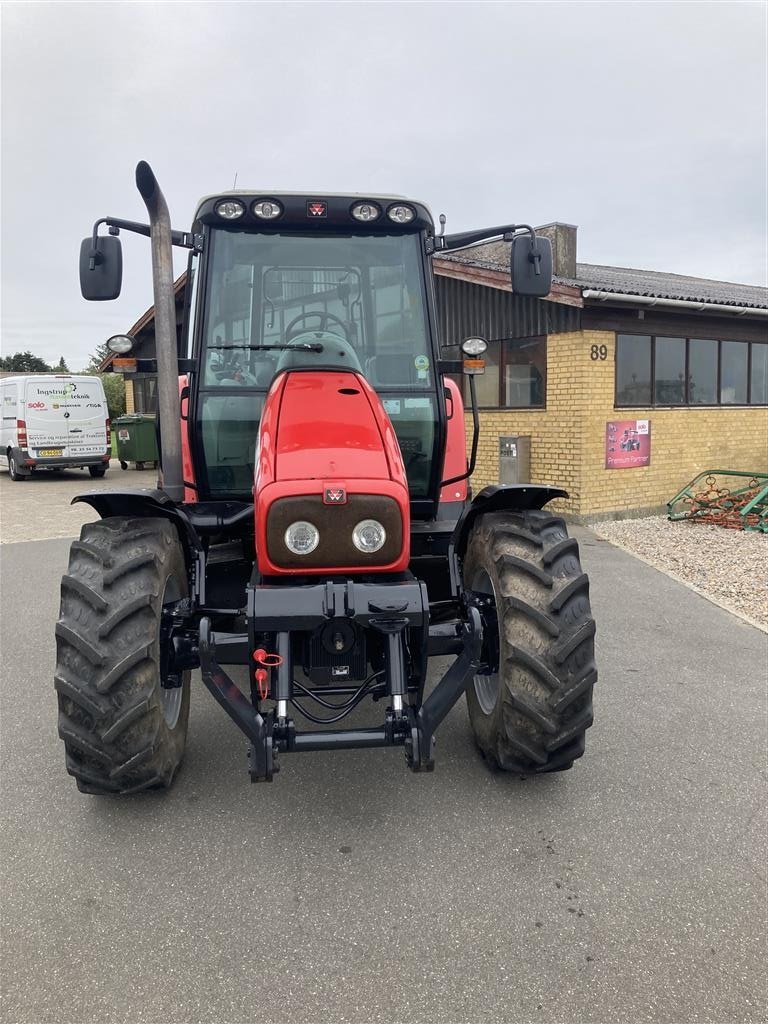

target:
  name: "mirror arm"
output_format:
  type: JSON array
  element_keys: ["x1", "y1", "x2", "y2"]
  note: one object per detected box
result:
[
  {"x1": 441, "y1": 374, "x2": 479, "y2": 489},
  {"x1": 88, "y1": 217, "x2": 197, "y2": 270},
  {"x1": 440, "y1": 223, "x2": 537, "y2": 252}
]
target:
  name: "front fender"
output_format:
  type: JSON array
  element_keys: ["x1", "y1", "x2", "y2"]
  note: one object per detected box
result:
[
  {"x1": 72, "y1": 488, "x2": 202, "y2": 561},
  {"x1": 450, "y1": 484, "x2": 568, "y2": 561}
]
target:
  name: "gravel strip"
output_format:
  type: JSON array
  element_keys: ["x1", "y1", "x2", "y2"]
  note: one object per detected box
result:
[{"x1": 592, "y1": 515, "x2": 768, "y2": 629}]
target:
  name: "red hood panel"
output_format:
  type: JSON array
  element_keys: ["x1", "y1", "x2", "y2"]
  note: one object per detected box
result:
[{"x1": 276, "y1": 372, "x2": 390, "y2": 481}]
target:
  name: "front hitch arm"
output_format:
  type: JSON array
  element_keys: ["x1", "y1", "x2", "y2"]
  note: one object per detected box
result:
[
  {"x1": 409, "y1": 605, "x2": 483, "y2": 771},
  {"x1": 198, "y1": 618, "x2": 275, "y2": 781}
]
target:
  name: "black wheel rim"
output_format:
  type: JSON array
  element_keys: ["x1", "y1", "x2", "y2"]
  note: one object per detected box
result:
[
  {"x1": 472, "y1": 567, "x2": 500, "y2": 715},
  {"x1": 159, "y1": 575, "x2": 184, "y2": 729}
]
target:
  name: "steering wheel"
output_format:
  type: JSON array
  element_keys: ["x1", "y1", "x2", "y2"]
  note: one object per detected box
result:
[{"x1": 285, "y1": 311, "x2": 350, "y2": 343}]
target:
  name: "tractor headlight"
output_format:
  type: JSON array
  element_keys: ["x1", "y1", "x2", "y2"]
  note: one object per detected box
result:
[
  {"x1": 252, "y1": 199, "x2": 283, "y2": 220},
  {"x1": 352, "y1": 519, "x2": 386, "y2": 554},
  {"x1": 351, "y1": 202, "x2": 381, "y2": 223},
  {"x1": 284, "y1": 521, "x2": 320, "y2": 555},
  {"x1": 386, "y1": 204, "x2": 415, "y2": 225},
  {"x1": 215, "y1": 200, "x2": 246, "y2": 220}
]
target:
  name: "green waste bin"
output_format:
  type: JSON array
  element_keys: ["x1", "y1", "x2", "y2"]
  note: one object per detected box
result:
[{"x1": 114, "y1": 414, "x2": 159, "y2": 470}]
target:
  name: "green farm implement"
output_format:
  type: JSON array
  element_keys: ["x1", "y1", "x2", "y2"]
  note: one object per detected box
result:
[{"x1": 668, "y1": 470, "x2": 768, "y2": 532}]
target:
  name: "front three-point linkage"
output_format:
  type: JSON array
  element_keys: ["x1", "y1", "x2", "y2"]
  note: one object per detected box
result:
[{"x1": 196, "y1": 604, "x2": 483, "y2": 780}]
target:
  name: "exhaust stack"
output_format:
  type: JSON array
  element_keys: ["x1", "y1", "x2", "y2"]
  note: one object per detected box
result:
[{"x1": 135, "y1": 160, "x2": 183, "y2": 502}]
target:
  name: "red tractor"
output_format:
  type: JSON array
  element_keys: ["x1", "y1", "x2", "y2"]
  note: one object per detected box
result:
[{"x1": 55, "y1": 163, "x2": 597, "y2": 792}]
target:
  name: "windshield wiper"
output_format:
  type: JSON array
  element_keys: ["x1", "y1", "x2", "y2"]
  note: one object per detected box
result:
[{"x1": 207, "y1": 343, "x2": 324, "y2": 353}]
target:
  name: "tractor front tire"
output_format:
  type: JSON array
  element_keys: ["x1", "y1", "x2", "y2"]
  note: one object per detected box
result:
[
  {"x1": 464, "y1": 510, "x2": 597, "y2": 775},
  {"x1": 54, "y1": 517, "x2": 190, "y2": 794}
]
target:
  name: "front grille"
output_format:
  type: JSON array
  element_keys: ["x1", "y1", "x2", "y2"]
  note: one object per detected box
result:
[{"x1": 266, "y1": 494, "x2": 402, "y2": 569}]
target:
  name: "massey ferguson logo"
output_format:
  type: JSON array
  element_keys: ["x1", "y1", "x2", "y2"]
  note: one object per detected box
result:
[
  {"x1": 324, "y1": 487, "x2": 346, "y2": 505},
  {"x1": 307, "y1": 201, "x2": 327, "y2": 218}
]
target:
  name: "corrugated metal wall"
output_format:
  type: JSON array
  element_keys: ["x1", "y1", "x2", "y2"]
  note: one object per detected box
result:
[{"x1": 435, "y1": 275, "x2": 581, "y2": 346}]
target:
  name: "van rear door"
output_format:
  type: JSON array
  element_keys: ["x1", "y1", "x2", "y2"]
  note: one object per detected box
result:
[
  {"x1": 24, "y1": 379, "x2": 70, "y2": 456},
  {"x1": 24, "y1": 378, "x2": 108, "y2": 458},
  {"x1": 62, "y1": 379, "x2": 108, "y2": 457}
]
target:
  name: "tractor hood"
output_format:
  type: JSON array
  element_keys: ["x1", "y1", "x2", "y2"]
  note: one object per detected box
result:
[
  {"x1": 253, "y1": 369, "x2": 410, "y2": 576},
  {"x1": 275, "y1": 371, "x2": 392, "y2": 482}
]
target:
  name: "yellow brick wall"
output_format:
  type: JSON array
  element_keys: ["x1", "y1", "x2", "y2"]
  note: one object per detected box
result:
[
  {"x1": 125, "y1": 380, "x2": 135, "y2": 414},
  {"x1": 467, "y1": 331, "x2": 593, "y2": 514},
  {"x1": 578, "y1": 330, "x2": 768, "y2": 517},
  {"x1": 467, "y1": 329, "x2": 768, "y2": 519}
]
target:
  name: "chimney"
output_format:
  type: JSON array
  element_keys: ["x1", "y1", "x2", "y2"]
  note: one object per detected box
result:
[{"x1": 534, "y1": 222, "x2": 577, "y2": 279}]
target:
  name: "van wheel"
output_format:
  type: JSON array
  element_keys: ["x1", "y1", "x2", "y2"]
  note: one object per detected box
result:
[
  {"x1": 54, "y1": 517, "x2": 191, "y2": 795},
  {"x1": 89, "y1": 466, "x2": 107, "y2": 478},
  {"x1": 8, "y1": 452, "x2": 27, "y2": 481}
]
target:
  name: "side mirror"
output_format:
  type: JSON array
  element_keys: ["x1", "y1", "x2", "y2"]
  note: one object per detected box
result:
[
  {"x1": 510, "y1": 233, "x2": 552, "y2": 297},
  {"x1": 79, "y1": 235, "x2": 123, "y2": 300}
]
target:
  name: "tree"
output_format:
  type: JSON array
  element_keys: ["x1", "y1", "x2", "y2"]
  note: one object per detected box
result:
[
  {"x1": 100, "y1": 372, "x2": 126, "y2": 421},
  {"x1": 79, "y1": 342, "x2": 125, "y2": 420},
  {"x1": 52, "y1": 356, "x2": 70, "y2": 372},
  {"x1": 82, "y1": 342, "x2": 111, "y2": 374},
  {"x1": 0, "y1": 350, "x2": 51, "y2": 373}
]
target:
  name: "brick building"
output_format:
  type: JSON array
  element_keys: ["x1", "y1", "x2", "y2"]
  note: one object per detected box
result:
[
  {"x1": 436, "y1": 224, "x2": 767, "y2": 519},
  {"x1": 109, "y1": 224, "x2": 767, "y2": 519}
]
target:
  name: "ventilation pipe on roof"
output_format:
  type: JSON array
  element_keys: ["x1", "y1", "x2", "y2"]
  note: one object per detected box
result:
[{"x1": 582, "y1": 289, "x2": 768, "y2": 318}]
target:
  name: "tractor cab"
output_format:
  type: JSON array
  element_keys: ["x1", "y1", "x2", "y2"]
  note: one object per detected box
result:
[{"x1": 186, "y1": 193, "x2": 445, "y2": 509}]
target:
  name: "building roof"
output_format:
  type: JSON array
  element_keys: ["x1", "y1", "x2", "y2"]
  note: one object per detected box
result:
[{"x1": 439, "y1": 241, "x2": 768, "y2": 310}]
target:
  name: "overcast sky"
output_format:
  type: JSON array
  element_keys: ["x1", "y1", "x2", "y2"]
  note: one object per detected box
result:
[{"x1": 1, "y1": 1, "x2": 766, "y2": 370}]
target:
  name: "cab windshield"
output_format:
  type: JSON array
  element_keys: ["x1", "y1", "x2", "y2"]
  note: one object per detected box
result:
[
  {"x1": 198, "y1": 230, "x2": 438, "y2": 498},
  {"x1": 202, "y1": 230, "x2": 433, "y2": 389}
]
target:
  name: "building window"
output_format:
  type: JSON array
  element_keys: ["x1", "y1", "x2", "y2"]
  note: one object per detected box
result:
[
  {"x1": 751, "y1": 343, "x2": 768, "y2": 405},
  {"x1": 466, "y1": 336, "x2": 546, "y2": 408},
  {"x1": 132, "y1": 376, "x2": 158, "y2": 414},
  {"x1": 688, "y1": 338, "x2": 718, "y2": 405},
  {"x1": 616, "y1": 335, "x2": 768, "y2": 407},
  {"x1": 616, "y1": 334, "x2": 651, "y2": 405},
  {"x1": 720, "y1": 341, "x2": 748, "y2": 404},
  {"x1": 654, "y1": 336, "x2": 685, "y2": 405}
]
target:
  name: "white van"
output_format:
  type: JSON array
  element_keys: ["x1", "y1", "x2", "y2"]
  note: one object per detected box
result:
[{"x1": 0, "y1": 375, "x2": 111, "y2": 481}]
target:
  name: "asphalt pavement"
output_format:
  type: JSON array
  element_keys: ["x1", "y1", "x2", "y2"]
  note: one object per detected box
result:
[{"x1": 0, "y1": 494, "x2": 766, "y2": 1023}]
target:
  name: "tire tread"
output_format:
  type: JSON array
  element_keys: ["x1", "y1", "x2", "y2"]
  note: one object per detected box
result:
[
  {"x1": 464, "y1": 510, "x2": 597, "y2": 775},
  {"x1": 54, "y1": 517, "x2": 189, "y2": 795}
]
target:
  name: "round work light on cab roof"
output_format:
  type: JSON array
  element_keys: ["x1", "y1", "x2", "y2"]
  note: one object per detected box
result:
[
  {"x1": 252, "y1": 199, "x2": 283, "y2": 220},
  {"x1": 387, "y1": 204, "x2": 415, "y2": 225},
  {"x1": 215, "y1": 199, "x2": 245, "y2": 220},
  {"x1": 351, "y1": 202, "x2": 381, "y2": 223}
]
